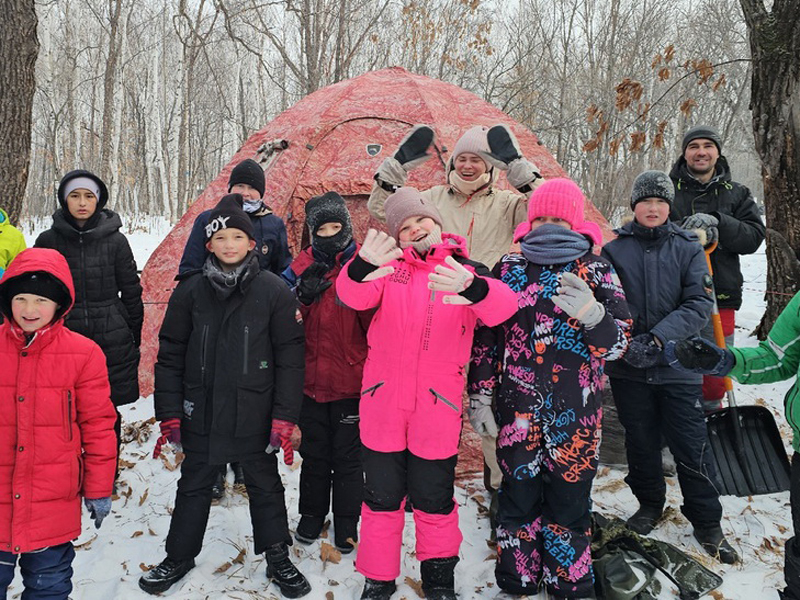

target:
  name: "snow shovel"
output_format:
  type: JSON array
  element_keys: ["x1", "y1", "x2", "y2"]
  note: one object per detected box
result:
[{"x1": 702, "y1": 243, "x2": 791, "y2": 496}]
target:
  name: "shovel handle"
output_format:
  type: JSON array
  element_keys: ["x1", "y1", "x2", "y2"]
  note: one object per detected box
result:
[{"x1": 703, "y1": 245, "x2": 736, "y2": 398}]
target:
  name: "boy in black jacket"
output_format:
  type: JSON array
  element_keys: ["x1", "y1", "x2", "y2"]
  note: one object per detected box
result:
[
  {"x1": 602, "y1": 171, "x2": 737, "y2": 564},
  {"x1": 139, "y1": 194, "x2": 310, "y2": 598}
]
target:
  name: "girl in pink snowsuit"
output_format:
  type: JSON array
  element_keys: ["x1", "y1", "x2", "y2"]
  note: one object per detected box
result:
[{"x1": 336, "y1": 187, "x2": 518, "y2": 600}]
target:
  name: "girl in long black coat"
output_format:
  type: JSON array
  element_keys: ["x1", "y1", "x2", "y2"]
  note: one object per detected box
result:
[{"x1": 35, "y1": 170, "x2": 143, "y2": 454}]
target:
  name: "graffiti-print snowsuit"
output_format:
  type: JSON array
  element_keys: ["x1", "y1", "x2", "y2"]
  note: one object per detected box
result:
[{"x1": 469, "y1": 252, "x2": 631, "y2": 597}]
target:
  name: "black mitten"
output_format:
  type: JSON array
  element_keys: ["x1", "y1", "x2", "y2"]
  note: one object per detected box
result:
[
  {"x1": 393, "y1": 125, "x2": 435, "y2": 167},
  {"x1": 296, "y1": 261, "x2": 333, "y2": 305},
  {"x1": 623, "y1": 333, "x2": 662, "y2": 369},
  {"x1": 481, "y1": 124, "x2": 523, "y2": 168}
]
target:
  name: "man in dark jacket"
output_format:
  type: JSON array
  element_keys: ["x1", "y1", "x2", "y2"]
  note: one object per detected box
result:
[
  {"x1": 602, "y1": 171, "x2": 737, "y2": 565},
  {"x1": 139, "y1": 195, "x2": 310, "y2": 598},
  {"x1": 669, "y1": 125, "x2": 765, "y2": 411},
  {"x1": 178, "y1": 158, "x2": 291, "y2": 277}
]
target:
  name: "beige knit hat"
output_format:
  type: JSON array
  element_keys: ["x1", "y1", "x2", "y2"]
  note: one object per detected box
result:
[
  {"x1": 452, "y1": 126, "x2": 490, "y2": 160},
  {"x1": 384, "y1": 187, "x2": 444, "y2": 240}
]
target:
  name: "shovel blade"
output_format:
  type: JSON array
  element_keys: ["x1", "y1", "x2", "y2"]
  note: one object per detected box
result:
[{"x1": 706, "y1": 405, "x2": 791, "y2": 496}]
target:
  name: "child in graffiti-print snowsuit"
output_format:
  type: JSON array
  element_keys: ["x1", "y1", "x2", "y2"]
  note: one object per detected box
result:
[{"x1": 469, "y1": 179, "x2": 631, "y2": 599}]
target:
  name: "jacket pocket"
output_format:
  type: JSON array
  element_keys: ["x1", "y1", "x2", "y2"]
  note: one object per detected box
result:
[
  {"x1": 235, "y1": 384, "x2": 272, "y2": 437},
  {"x1": 200, "y1": 324, "x2": 210, "y2": 385},
  {"x1": 243, "y1": 325, "x2": 250, "y2": 375},
  {"x1": 361, "y1": 381, "x2": 385, "y2": 397},
  {"x1": 430, "y1": 388, "x2": 460, "y2": 413},
  {"x1": 62, "y1": 390, "x2": 74, "y2": 441}
]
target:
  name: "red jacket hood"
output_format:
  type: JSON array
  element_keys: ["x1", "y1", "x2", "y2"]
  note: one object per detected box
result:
[{"x1": 0, "y1": 248, "x2": 75, "y2": 322}]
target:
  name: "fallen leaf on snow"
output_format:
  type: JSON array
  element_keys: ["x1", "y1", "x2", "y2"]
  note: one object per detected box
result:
[
  {"x1": 139, "y1": 488, "x2": 149, "y2": 506},
  {"x1": 140, "y1": 563, "x2": 154, "y2": 572},
  {"x1": 232, "y1": 548, "x2": 247, "y2": 565},
  {"x1": 131, "y1": 531, "x2": 143, "y2": 538},
  {"x1": 320, "y1": 542, "x2": 342, "y2": 566},
  {"x1": 214, "y1": 561, "x2": 232, "y2": 574},
  {"x1": 405, "y1": 576, "x2": 425, "y2": 598}
]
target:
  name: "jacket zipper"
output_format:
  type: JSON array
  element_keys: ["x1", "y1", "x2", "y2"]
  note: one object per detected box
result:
[
  {"x1": 243, "y1": 325, "x2": 249, "y2": 375},
  {"x1": 361, "y1": 382, "x2": 384, "y2": 397},
  {"x1": 430, "y1": 388, "x2": 459, "y2": 412},
  {"x1": 201, "y1": 324, "x2": 209, "y2": 384},
  {"x1": 67, "y1": 391, "x2": 73, "y2": 440},
  {"x1": 79, "y1": 235, "x2": 89, "y2": 329}
]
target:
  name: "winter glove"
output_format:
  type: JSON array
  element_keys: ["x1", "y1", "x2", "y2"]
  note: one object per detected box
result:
[
  {"x1": 393, "y1": 125, "x2": 435, "y2": 169},
  {"x1": 681, "y1": 213, "x2": 719, "y2": 231},
  {"x1": 428, "y1": 255, "x2": 475, "y2": 305},
  {"x1": 479, "y1": 125, "x2": 542, "y2": 192},
  {"x1": 84, "y1": 497, "x2": 112, "y2": 529},
  {"x1": 664, "y1": 337, "x2": 736, "y2": 376},
  {"x1": 468, "y1": 394, "x2": 498, "y2": 437},
  {"x1": 357, "y1": 228, "x2": 403, "y2": 281},
  {"x1": 623, "y1": 333, "x2": 662, "y2": 369},
  {"x1": 153, "y1": 418, "x2": 181, "y2": 459},
  {"x1": 296, "y1": 261, "x2": 333, "y2": 305},
  {"x1": 267, "y1": 418, "x2": 296, "y2": 465},
  {"x1": 551, "y1": 272, "x2": 605, "y2": 329}
]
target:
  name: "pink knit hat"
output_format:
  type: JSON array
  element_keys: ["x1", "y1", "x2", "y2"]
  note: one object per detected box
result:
[
  {"x1": 452, "y1": 126, "x2": 490, "y2": 160},
  {"x1": 513, "y1": 178, "x2": 602, "y2": 245},
  {"x1": 385, "y1": 187, "x2": 444, "y2": 240}
]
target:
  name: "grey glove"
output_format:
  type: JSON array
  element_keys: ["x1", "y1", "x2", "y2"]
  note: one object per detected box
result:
[
  {"x1": 681, "y1": 213, "x2": 718, "y2": 231},
  {"x1": 468, "y1": 394, "x2": 498, "y2": 437},
  {"x1": 552, "y1": 272, "x2": 605, "y2": 329},
  {"x1": 393, "y1": 125, "x2": 434, "y2": 169},
  {"x1": 374, "y1": 157, "x2": 408, "y2": 191},
  {"x1": 84, "y1": 496, "x2": 112, "y2": 529}
]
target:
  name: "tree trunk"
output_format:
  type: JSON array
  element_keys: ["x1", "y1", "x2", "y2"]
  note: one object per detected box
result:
[
  {"x1": 0, "y1": 0, "x2": 39, "y2": 223},
  {"x1": 740, "y1": 0, "x2": 800, "y2": 337}
]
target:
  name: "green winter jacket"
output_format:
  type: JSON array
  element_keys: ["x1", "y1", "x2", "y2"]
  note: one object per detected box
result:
[
  {"x1": 729, "y1": 290, "x2": 800, "y2": 452},
  {"x1": 0, "y1": 208, "x2": 27, "y2": 275}
]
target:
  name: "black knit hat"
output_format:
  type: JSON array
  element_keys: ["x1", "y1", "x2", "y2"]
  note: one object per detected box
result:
[
  {"x1": 228, "y1": 159, "x2": 265, "y2": 198},
  {"x1": 682, "y1": 125, "x2": 722, "y2": 155},
  {"x1": 3, "y1": 271, "x2": 70, "y2": 307},
  {"x1": 631, "y1": 170, "x2": 674, "y2": 208},
  {"x1": 305, "y1": 192, "x2": 354, "y2": 256},
  {"x1": 57, "y1": 170, "x2": 109, "y2": 210},
  {"x1": 205, "y1": 194, "x2": 255, "y2": 240}
]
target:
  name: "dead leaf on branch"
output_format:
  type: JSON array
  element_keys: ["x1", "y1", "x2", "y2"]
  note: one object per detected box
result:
[
  {"x1": 615, "y1": 78, "x2": 643, "y2": 112},
  {"x1": 665, "y1": 44, "x2": 675, "y2": 63},
  {"x1": 713, "y1": 74, "x2": 727, "y2": 91},
  {"x1": 651, "y1": 54, "x2": 662, "y2": 69},
  {"x1": 658, "y1": 67, "x2": 671, "y2": 81},
  {"x1": 680, "y1": 98, "x2": 697, "y2": 118}
]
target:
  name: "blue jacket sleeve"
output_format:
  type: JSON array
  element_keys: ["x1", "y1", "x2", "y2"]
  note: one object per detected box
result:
[{"x1": 178, "y1": 212, "x2": 211, "y2": 276}]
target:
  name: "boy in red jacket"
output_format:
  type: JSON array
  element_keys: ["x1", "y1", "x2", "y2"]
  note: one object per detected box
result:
[
  {"x1": 281, "y1": 192, "x2": 372, "y2": 553},
  {"x1": 0, "y1": 248, "x2": 117, "y2": 599}
]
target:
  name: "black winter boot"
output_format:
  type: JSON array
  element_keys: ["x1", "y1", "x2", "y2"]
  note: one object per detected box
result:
[
  {"x1": 265, "y1": 542, "x2": 311, "y2": 598},
  {"x1": 232, "y1": 462, "x2": 247, "y2": 494},
  {"x1": 138, "y1": 556, "x2": 195, "y2": 594},
  {"x1": 211, "y1": 467, "x2": 226, "y2": 501},
  {"x1": 626, "y1": 505, "x2": 664, "y2": 535},
  {"x1": 360, "y1": 578, "x2": 397, "y2": 599},
  {"x1": 694, "y1": 525, "x2": 739, "y2": 564},
  {"x1": 421, "y1": 556, "x2": 459, "y2": 600},
  {"x1": 334, "y1": 515, "x2": 359, "y2": 554},
  {"x1": 295, "y1": 515, "x2": 325, "y2": 545},
  {"x1": 783, "y1": 537, "x2": 800, "y2": 599}
]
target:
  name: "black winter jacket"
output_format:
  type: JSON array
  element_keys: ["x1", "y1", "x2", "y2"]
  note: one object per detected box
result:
[
  {"x1": 602, "y1": 220, "x2": 713, "y2": 384},
  {"x1": 154, "y1": 254, "x2": 305, "y2": 464},
  {"x1": 35, "y1": 208, "x2": 143, "y2": 405},
  {"x1": 669, "y1": 156, "x2": 765, "y2": 309}
]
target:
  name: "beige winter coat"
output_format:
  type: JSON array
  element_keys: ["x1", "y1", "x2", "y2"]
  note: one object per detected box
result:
[{"x1": 368, "y1": 181, "x2": 528, "y2": 269}]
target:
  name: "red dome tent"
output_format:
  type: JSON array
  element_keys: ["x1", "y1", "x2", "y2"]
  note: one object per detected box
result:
[{"x1": 139, "y1": 66, "x2": 611, "y2": 476}]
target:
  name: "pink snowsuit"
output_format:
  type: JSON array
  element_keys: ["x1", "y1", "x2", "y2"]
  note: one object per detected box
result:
[{"x1": 336, "y1": 233, "x2": 517, "y2": 580}]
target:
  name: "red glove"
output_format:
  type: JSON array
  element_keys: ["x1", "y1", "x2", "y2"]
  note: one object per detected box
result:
[
  {"x1": 267, "y1": 419, "x2": 296, "y2": 465},
  {"x1": 153, "y1": 418, "x2": 182, "y2": 459}
]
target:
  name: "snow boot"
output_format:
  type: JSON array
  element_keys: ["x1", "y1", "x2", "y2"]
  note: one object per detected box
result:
[
  {"x1": 360, "y1": 578, "x2": 397, "y2": 599},
  {"x1": 693, "y1": 525, "x2": 739, "y2": 564},
  {"x1": 334, "y1": 516, "x2": 358, "y2": 554},
  {"x1": 626, "y1": 504, "x2": 663, "y2": 535},
  {"x1": 420, "y1": 556, "x2": 459, "y2": 600},
  {"x1": 232, "y1": 462, "x2": 247, "y2": 495},
  {"x1": 295, "y1": 515, "x2": 325, "y2": 545},
  {"x1": 265, "y1": 542, "x2": 311, "y2": 598},
  {"x1": 211, "y1": 467, "x2": 226, "y2": 501},
  {"x1": 138, "y1": 556, "x2": 195, "y2": 595},
  {"x1": 783, "y1": 537, "x2": 800, "y2": 599}
]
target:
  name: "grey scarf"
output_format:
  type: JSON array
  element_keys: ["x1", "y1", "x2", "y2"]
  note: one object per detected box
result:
[
  {"x1": 203, "y1": 252, "x2": 257, "y2": 299},
  {"x1": 520, "y1": 224, "x2": 591, "y2": 265}
]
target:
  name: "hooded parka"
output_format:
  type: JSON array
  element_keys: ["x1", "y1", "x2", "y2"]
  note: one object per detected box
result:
[{"x1": 0, "y1": 248, "x2": 117, "y2": 554}]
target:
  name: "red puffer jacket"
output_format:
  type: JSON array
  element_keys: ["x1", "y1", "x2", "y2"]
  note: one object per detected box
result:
[
  {"x1": 0, "y1": 248, "x2": 117, "y2": 554},
  {"x1": 288, "y1": 245, "x2": 373, "y2": 402}
]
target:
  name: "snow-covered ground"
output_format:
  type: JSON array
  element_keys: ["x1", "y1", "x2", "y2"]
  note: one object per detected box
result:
[{"x1": 10, "y1": 224, "x2": 786, "y2": 599}]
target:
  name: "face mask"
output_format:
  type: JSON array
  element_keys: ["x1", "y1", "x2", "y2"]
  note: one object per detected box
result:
[
  {"x1": 242, "y1": 200, "x2": 262, "y2": 214},
  {"x1": 449, "y1": 170, "x2": 492, "y2": 196},
  {"x1": 399, "y1": 224, "x2": 443, "y2": 254}
]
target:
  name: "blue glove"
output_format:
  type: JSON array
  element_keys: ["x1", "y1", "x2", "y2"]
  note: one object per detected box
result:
[
  {"x1": 84, "y1": 497, "x2": 112, "y2": 528},
  {"x1": 664, "y1": 337, "x2": 735, "y2": 376}
]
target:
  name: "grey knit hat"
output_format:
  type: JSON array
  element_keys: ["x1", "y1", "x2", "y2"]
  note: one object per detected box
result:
[
  {"x1": 384, "y1": 187, "x2": 444, "y2": 241},
  {"x1": 452, "y1": 126, "x2": 490, "y2": 160},
  {"x1": 682, "y1": 125, "x2": 722, "y2": 155},
  {"x1": 631, "y1": 170, "x2": 674, "y2": 208}
]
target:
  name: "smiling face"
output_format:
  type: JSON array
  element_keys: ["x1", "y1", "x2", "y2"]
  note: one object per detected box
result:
[
  {"x1": 398, "y1": 216, "x2": 437, "y2": 245},
  {"x1": 684, "y1": 138, "x2": 719, "y2": 183},
  {"x1": 206, "y1": 228, "x2": 256, "y2": 270},
  {"x1": 453, "y1": 152, "x2": 488, "y2": 181},
  {"x1": 66, "y1": 189, "x2": 98, "y2": 226},
  {"x1": 11, "y1": 293, "x2": 60, "y2": 332},
  {"x1": 633, "y1": 197, "x2": 670, "y2": 228}
]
